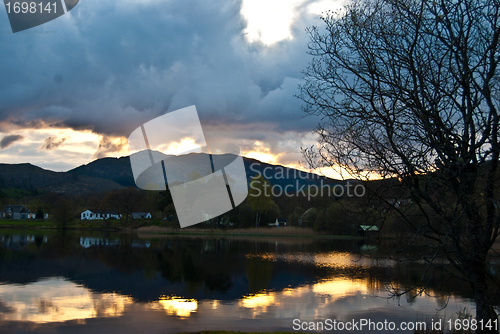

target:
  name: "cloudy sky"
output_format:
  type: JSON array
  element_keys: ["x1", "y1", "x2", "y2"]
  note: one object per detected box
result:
[{"x1": 0, "y1": 0, "x2": 345, "y2": 172}]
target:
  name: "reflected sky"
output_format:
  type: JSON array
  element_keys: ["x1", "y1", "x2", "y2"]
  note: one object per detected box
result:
[
  {"x1": 0, "y1": 278, "x2": 131, "y2": 323},
  {"x1": 0, "y1": 273, "x2": 475, "y2": 333},
  {"x1": 248, "y1": 250, "x2": 397, "y2": 269},
  {"x1": 151, "y1": 297, "x2": 198, "y2": 318},
  {"x1": 0, "y1": 234, "x2": 481, "y2": 333}
]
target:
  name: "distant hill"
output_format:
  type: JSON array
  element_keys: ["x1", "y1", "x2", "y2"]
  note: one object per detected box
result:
[
  {"x1": 0, "y1": 153, "x2": 341, "y2": 195},
  {"x1": 0, "y1": 163, "x2": 124, "y2": 195},
  {"x1": 69, "y1": 156, "x2": 136, "y2": 187},
  {"x1": 70, "y1": 153, "x2": 341, "y2": 189}
]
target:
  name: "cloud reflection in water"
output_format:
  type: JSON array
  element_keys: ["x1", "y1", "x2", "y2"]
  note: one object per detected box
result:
[{"x1": 0, "y1": 277, "x2": 131, "y2": 323}]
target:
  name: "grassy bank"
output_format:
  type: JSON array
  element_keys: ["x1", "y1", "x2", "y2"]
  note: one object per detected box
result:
[
  {"x1": 0, "y1": 220, "x2": 54, "y2": 228},
  {"x1": 0, "y1": 219, "x2": 360, "y2": 239},
  {"x1": 135, "y1": 226, "x2": 358, "y2": 239}
]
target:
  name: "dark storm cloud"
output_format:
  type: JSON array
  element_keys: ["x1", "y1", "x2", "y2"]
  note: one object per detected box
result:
[
  {"x1": 0, "y1": 0, "x2": 323, "y2": 145},
  {"x1": 0, "y1": 135, "x2": 24, "y2": 149},
  {"x1": 39, "y1": 136, "x2": 67, "y2": 150}
]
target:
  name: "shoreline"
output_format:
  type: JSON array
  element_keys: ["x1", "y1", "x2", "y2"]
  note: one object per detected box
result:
[
  {"x1": 135, "y1": 226, "x2": 359, "y2": 239},
  {"x1": 0, "y1": 222, "x2": 360, "y2": 239}
]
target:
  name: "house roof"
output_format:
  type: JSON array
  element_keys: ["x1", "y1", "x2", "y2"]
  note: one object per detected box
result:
[
  {"x1": 98, "y1": 210, "x2": 119, "y2": 215},
  {"x1": 298, "y1": 208, "x2": 317, "y2": 220},
  {"x1": 2, "y1": 205, "x2": 30, "y2": 214},
  {"x1": 358, "y1": 225, "x2": 379, "y2": 232},
  {"x1": 132, "y1": 212, "x2": 150, "y2": 216},
  {"x1": 82, "y1": 209, "x2": 119, "y2": 215}
]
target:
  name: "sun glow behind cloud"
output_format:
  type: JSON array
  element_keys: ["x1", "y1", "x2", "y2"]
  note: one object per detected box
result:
[
  {"x1": 244, "y1": 151, "x2": 278, "y2": 164},
  {"x1": 160, "y1": 137, "x2": 200, "y2": 156},
  {"x1": 240, "y1": 0, "x2": 346, "y2": 45},
  {"x1": 240, "y1": 0, "x2": 303, "y2": 45},
  {"x1": 0, "y1": 128, "x2": 128, "y2": 171},
  {"x1": 0, "y1": 126, "x2": 364, "y2": 181}
]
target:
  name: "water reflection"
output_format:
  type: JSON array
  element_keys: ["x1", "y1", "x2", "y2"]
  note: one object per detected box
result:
[
  {"x1": 249, "y1": 250, "x2": 396, "y2": 268},
  {"x1": 0, "y1": 274, "x2": 475, "y2": 331},
  {"x1": 234, "y1": 277, "x2": 474, "y2": 321},
  {"x1": 151, "y1": 297, "x2": 198, "y2": 317},
  {"x1": 0, "y1": 232, "x2": 491, "y2": 333},
  {"x1": 240, "y1": 293, "x2": 276, "y2": 312},
  {"x1": 0, "y1": 235, "x2": 47, "y2": 250},
  {"x1": 0, "y1": 277, "x2": 131, "y2": 323},
  {"x1": 80, "y1": 237, "x2": 151, "y2": 249}
]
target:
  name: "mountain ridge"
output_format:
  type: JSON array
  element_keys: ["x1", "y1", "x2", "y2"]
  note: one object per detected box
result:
[{"x1": 0, "y1": 154, "x2": 341, "y2": 195}]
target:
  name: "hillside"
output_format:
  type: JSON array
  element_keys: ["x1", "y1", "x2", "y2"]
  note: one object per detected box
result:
[
  {"x1": 0, "y1": 153, "x2": 341, "y2": 195},
  {"x1": 70, "y1": 153, "x2": 341, "y2": 190},
  {"x1": 69, "y1": 156, "x2": 136, "y2": 187},
  {"x1": 0, "y1": 163, "x2": 124, "y2": 195}
]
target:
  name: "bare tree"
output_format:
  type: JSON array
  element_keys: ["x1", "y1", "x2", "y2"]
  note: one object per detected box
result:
[
  {"x1": 299, "y1": 0, "x2": 500, "y2": 328},
  {"x1": 247, "y1": 175, "x2": 276, "y2": 227},
  {"x1": 101, "y1": 187, "x2": 146, "y2": 224},
  {"x1": 53, "y1": 199, "x2": 75, "y2": 229}
]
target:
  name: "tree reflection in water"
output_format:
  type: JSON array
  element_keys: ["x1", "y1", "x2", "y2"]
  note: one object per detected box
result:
[{"x1": 0, "y1": 231, "x2": 491, "y2": 333}]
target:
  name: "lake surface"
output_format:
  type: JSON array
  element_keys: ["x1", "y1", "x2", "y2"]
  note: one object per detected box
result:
[{"x1": 0, "y1": 231, "x2": 483, "y2": 333}]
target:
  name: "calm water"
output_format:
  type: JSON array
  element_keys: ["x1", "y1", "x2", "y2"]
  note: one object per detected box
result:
[{"x1": 0, "y1": 231, "x2": 483, "y2": 333}]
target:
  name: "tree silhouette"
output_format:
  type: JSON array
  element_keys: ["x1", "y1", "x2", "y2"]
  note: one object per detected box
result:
[
  {"x1": 101, "y1": 187, "x2": 147, "y2": 224},
  {"x1": 35, "y1": 206, "x2": 44, "y2": 220},
  {"x1": 53, "y1": 199, "x2": 75, "y2": 229},
  {"x1": 299, "y1": 0, "x2": 500, "y2": 328},
  {"x1": 247, "y1": 175, "x2": 275, "y2": 227}
]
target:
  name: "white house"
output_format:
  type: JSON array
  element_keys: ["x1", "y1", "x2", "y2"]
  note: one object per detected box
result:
[
  {"x1": 269, "y1": 218, "x2": 287, "y2": 227},
  {"x1": 132, "y1": 212, "x2": 152, "y2": 219},
  {"x1": 80, "y1": 209, "x2": 121, "y2": 220}
]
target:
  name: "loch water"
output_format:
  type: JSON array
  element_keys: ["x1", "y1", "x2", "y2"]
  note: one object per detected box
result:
[{"x1": 0, "y1": 231, "x2": 486, "y2": 333}]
